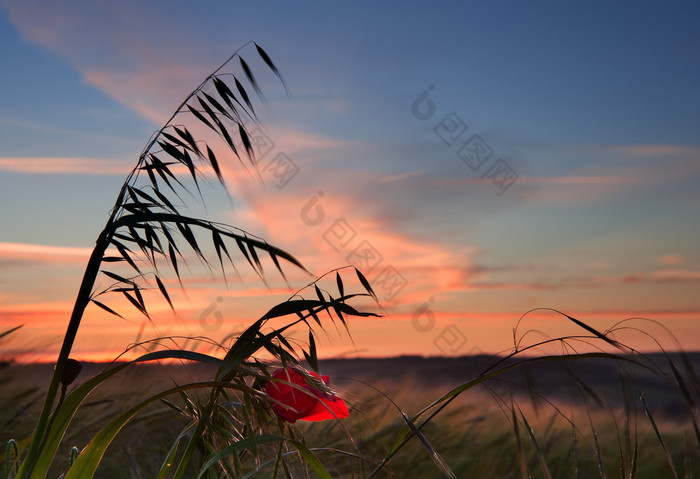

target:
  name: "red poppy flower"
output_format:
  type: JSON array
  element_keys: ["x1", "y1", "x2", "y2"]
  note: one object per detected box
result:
[{"x1": 265, "y1": 367, "x2": 349, "y2": 423}]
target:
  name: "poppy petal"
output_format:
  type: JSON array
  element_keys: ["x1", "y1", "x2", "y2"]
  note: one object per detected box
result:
[
  {"x1": 266, "y1": 367, "x2": 349, "y2": 423},
  {"x1": 302, "y1": 396, "x2": 350, "y2": 422}
]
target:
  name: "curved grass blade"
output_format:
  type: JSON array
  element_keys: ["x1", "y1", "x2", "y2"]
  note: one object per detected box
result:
[
  {"x1": 255, "y1": 43, "x2": 287, "y2": 93},
  {"x1": 196, "y1": 435, "x2": 283, "y2": 478},
  {"x1": 238, "y1": 124, "x2": 254, "y2": 161},
  {"x1": 373, "y1": 352, "x2": 646, "y2": 476},
  {"x1": 26, "y1": 350, "x2": 249, "y2": 479},
  {"x1": 640, "y1": 393, "x2": 679, "y2": 479},
  {"x1": 260, "y1": 299, "x2": 379, "y2": 321},
  {"x1": 91, "y1": 300, "x2": 124, "y2": 319},
  {"x1": 203, "y1": 92, "x2": 233, "y2": 122},
  {"x1": 174, "y1": 126, "x2": 201, "y2": 156},
  {"x1": 397, "y1": 409, "x2": 457, "y2": 479},
  {"x1": 234, "y1": 78, "x2": 255, "y2": 117},
  {"x1": 206, "y1": 145, "x2": 225, "y2": 185},
  {"x1": 518, "y1": 408, "x2": 552, "y2": 479},
  {"x1": 239, "y1": 57, "x2": 263, "y2": 101},
  {"x1": 355, "y1": 267, "x2": 376, "y2": 300},
  {"x1": 511, "y1": 404, "x2": 528, "y2": 479},
  {"x1": 154, "y1": 275, "x2": 173, "y2": 310},
  {"x1": 286, "y1": 440, "x2": 333, "y2": 479},
  {"x1": 0, "y1": 324, "x2": 23, "y2": 339},
  {"x1": 156, "y1": 439, "x2": 179, "y2": 479},
  {"x1": 65, "y1": 381, "x2": 260, "y2": 479}
]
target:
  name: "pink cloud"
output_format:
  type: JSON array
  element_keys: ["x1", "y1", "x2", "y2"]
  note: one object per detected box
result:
[
  {"x1": 84, "y1": 65, "x2": 206, "y2": 124},
  {"x1": 264, "y1": 125, "x2": 351, "y2": 157},
  {"x1": 580, "y1": 144, "x2": 700, "y2": 188},
  {"x1": 656, "y1": 254, "x2": 685, "y2": 265},
  {"x1": 649, "y1": 269, "x2": 700, "y2": 281},
  {"x1": 224, "y1": 190, "x2": 479, "y2": 309},
  {"x1": 5, "y1": 2, "x2": 217, "y2": 124}
]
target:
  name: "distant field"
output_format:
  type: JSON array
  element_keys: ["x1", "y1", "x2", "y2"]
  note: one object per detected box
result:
[{"x1": 2, "y1": 354, "x2": 699, "y2": 477}]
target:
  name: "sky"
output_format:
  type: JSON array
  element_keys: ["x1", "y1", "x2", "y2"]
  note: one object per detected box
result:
[{"x1": 1, "y1": 1, "x2": 699, "y2": 362}]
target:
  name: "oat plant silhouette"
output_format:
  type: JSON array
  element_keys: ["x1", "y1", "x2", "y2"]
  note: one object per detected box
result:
[{"x1": 14, "y1": 43, "x2": 378, "y2": 478}]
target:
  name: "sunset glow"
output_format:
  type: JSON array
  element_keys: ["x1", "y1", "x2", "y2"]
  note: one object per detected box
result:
[{"x1": 1, "y1": 2, "x2": 699, "y2": 363}]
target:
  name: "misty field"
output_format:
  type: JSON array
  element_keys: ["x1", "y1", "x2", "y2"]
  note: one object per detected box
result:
[{"x1": 2, "y1": 354, "x2": 699, "y2": 478}]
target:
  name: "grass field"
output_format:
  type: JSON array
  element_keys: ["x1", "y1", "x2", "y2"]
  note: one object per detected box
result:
[
  {"x1": 2, "y1": 354, "x2": 699, "y2": 478},
  {"x1": 1, "y1": 43, "x2": 697, "y2": 479}
]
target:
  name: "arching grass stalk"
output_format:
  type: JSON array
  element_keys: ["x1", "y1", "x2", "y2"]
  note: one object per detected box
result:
[
  {"x1": 31, "y1": 274, "x2": 375, "y2": 479},
  {"x1": 165, "y1": 270, "x2": 377, "y2": 477},
  {"x1": 368, "y1": 311, "x2": 700, "y2": 477},
  {"x1": 16, "y1": 42, "x2": 303, "y2": 478}
]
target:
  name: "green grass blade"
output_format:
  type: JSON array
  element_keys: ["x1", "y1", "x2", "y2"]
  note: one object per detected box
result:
[
  {"x1": 22, "y1": 362, "x2": 130, "y2": 478},
  {"x1": 511, "y1": 404, "x2": 528, "y2": 479},
  {"x1": 156, "y1": 438, "x2": 179, "y2": 479},
  {"x1": 286, "y1": 440, "x2": 332, "y2": 479},
  {"x1": 640, "y1": 393, "x2": 679, "y2": 479},
  {"x1": 66, "y1": 380, "x2": 265, "y2": 479},
  {"x1": 22, "y1": 349, "x2": 240, "y2": 479},
  {"x1": 518, "y1": 408, "x2": 552, "y2": 479},
  {"x1": 196, "y1": 434, "x2": 283, "y2": 478},
  {"x1": 376, "y1": 353, "x2": 644, "y2": 474},
  {"x1": 397, "y1": 410, "x2": 458, "y2": 479}
]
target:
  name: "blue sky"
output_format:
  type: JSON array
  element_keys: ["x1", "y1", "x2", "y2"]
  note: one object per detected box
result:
[{"x1": 1, "y1": 1, "x2": 699, "y2": 360}]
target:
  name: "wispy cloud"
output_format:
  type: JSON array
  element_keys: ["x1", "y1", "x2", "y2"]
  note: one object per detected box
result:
[
  {"x1": 0, "y1": 242, "x2": 91, "y2": 263},
  {"x1": 430, "y1": 176, "x2": 634, "y2": 186},
  {"x1": 472, "y1": 143, "x2": 700, "y2": 206},
  {"x1": 656, "y1": 254, "x2": 685, "y2": 265},
  {"x1": 4, "y1": 1, "x2": 213, "y2": 124},
  {"x1": 84, "y1": 64, "x2": 207, "y2": 124},
  {"x1": 0, "y1": 115, "x2": 143, "y2": 146},
  {"x1": 616, "y1": 269, "x2": 700, "y2": 284},
  {"x1": 609, "y1": 145, "x2": 700, "y2": 158},
  {"x1": 0, "y1": 157, "x2": 132, "y2": 175},
  {"x1": 229, "y1": 190, "x2": 479, "y2": 308},
  {"x1": 264, "y1": 125, "x2": 351, "y2": 156}
]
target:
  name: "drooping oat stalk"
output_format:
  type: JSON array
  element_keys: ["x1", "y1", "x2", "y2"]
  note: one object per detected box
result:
[{"x1": 18, "y1": 42, "x2": 302, "y2": 478}]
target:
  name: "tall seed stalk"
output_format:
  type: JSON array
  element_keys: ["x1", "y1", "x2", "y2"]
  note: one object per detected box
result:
[{"x1": 17, "y1": 42, "x2": 301, "y2": 477}]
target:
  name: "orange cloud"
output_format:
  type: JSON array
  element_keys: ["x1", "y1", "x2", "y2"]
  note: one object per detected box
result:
[{"x1": 225, "y1": 190, "x2": 478, "y2": 310}]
